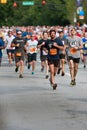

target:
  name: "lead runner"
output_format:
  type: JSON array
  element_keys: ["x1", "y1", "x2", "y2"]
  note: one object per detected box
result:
[{"x1": 43, "y1": 29, "x2": 64, "y2": 90}]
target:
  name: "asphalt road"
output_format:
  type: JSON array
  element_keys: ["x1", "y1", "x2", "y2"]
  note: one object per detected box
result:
[{"x1": 0, "y1": 50, "x2": 87, "y2": 130}]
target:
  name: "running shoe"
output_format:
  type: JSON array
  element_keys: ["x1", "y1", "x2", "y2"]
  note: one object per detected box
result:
[
  {"x1": 41, "y1": 67, "x2": 44, "y2": 72},
  {"x1": 28, "y1": 64, "x2": 31, "y2": 69},
  {"x1": 45, "y1": 75, "x2": 49, "y2": 79},
  {"x1": 57, "y1": 68, "x2": 61, "y2": 74},
  {"x1": 15, "y1": 66, "x2": 19, "y2": 72},
  {"x1": 32, "y1": 72, "x2": 34, "y2": 75},
  {"x1": 70, "y1": 80, "x2": 75, "y2": 86},
  {"x1": 52, "y1": 83, "x2": 57, "y2": 90},
  {"x1": 61, "y1": 72, "x2": 65, "y2": 76},
  {"x1": 84, "y1": 65, "x2": 86, "y2": 68},
  {"x1": 74, "y1": 79, "x2": 76, "y2": 85},
  {"x1": 19, "y1": 74, "x2": 23, "y2": 78}
]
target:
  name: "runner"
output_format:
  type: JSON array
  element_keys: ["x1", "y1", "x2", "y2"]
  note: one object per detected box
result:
[
  {"x1": 11, "y1": 30, "x2": 26, "y2": 78},
  {"x1": 57, "y1": 29, "x2": 68, "y2": 76},
  {"x1": 25, "y1": 33, "x2": 38, "y2": 75},
  {"x1": 5, "y1": 30, "x2": 15, "y2": 65},
  {"x1": 82, "y1": 32, "x2": 87, "y2": 68},
  {"x1": 44, "y1": 29, "x2": 64, "y2": 90},
  {"x1": 22, "y1": 28, "x2": 32, "y2": 42},
  {"x1": 37, "y1": 31, "x2": 49, "y2": 79},
  {"x1": 66, "y1": 28, "x2": 83, "y2": 86}
]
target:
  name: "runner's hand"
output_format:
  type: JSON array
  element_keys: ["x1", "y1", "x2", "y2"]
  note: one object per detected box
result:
[
  {"x1": 74, "y1": 46, "x2": 79, "y2": 50},
  {"x1": 16, "y1": 43, "x2": 20, "y2": 47},
  {"x1": 42, "y1": 42, "x2": 45, "y2": 46},
  {"x1": 53, "y1": 42, "x2": 57, "y2": 47}
]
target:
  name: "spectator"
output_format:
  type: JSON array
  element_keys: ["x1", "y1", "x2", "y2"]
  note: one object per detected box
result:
[{"x1": 0, "y1": 34, "x2": 5, "y2": 66}]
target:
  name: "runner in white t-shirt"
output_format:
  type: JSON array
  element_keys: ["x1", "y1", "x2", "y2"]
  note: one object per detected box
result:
[
  {"x1": 25, "y1": 34, "x2": 38, "y2": 74},
  {"x1": 5, "y1": 30, "x2": 15, "y2": 65}
]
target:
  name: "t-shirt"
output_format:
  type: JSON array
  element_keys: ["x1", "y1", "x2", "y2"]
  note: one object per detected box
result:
[
  {"x1": 58, "y1": 37, "x2": 68, "y2": 54},
  {"x1": 38, "y1": 39, "x2": 48, "y2": 56},
  {"x1": 6, "y1": 35, "x2": 15, "y2": 49},
  {"x1": 26, "y1": 39, "x2": 38, "y2": 54},
  {"x1": 67, "y1": 36, "x2": 83, "y2": 58},
  {"x1": 45, "y1": 37, "x2": 63, "y2": 60},
  {"x1": 12, "y1": 37, "x2": 26, "y2": 56},
  {"x1": 82, "y1": 37, "x2": 87, "y2": 55},
  {"x1": 0, "y1": 38, "x2": 5, "y2": 58}
]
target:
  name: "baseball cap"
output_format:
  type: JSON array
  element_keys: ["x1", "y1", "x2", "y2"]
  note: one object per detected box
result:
[
  {"x1": 16, "y1": 30, "x2": 22, "y2": 34},
  {"x1": 58, "y1": 29, "x2": 63, "y2": 33}
]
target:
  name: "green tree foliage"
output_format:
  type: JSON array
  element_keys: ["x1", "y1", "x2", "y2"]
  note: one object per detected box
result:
[
  {"x1": 65, "y1": 0, "x2": 76, "y2": 24},
  {"x1": 0, "y1": 0, "x2": 86, "y2": 26}
]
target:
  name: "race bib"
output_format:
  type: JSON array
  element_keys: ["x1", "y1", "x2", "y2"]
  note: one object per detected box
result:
[
  {"x1": 83, "y1": 49, "x2": 87, "y2": 54},
  {"x1": 84, "y1": 43, "x2": 87, "y2": 48},
  {"x1": 50, "y1": 49, "x2": 57, "y2": 55},
  {"x1": 70, "y1": 48, "x2": 77, "y2": 54},
  {"x1": 30, "y1": 48, "x2": 37, "y2": 53},
  {"x1": 16, "y1": 52, "x2": 21, "y2": 56}
]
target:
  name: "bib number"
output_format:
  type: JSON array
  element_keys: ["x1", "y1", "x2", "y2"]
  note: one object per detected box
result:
[
  {"x1": 70, "y1": 48, "x2": 77, "y2": 54},
  {"x1": 16, "y1": 52, "x2": 21, "y2": 56},
  {"x1": 30, "y1": 48, "x2": 37, "y2": 53},
  {"x1": 50, "y1": 49, "x2": 57, "y2": 55}
]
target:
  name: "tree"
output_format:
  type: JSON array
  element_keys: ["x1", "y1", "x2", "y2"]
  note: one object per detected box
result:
[{"x1": 1, "y1": 0, "x2": 87, "y2": 26}]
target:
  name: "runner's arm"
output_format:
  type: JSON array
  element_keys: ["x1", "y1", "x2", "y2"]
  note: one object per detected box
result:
[{"x1": 53, "y1": 42, "x2": 64, "y2": 50}]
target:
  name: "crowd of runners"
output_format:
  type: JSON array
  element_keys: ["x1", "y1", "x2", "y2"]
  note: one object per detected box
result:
[{"x1": 0, "y1": 24, "x2": 87, "y2": 90}]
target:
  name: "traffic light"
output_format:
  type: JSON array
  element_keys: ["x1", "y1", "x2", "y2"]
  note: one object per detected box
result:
[
  {"x1": 13, "y1": 1, "x2": 17, "y2": 7},
  {"x1": 42, "y1": 0, "x2": 46, "y2": 5},
  {"x1": 0, "y1": 0, "x2": 7, "y2": 4}
]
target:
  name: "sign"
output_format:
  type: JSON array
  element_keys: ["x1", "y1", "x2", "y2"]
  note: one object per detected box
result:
[
  {"x1": 79, "y1": 10, "x2": 84, "y2": 16},
  {"x1": 79, "y1": 15, "x2": 84, "y2": 20},
  {"x1": 77, "y1": 6, "x2": 83, "y2": 14},
  {"x1": 79, "y1": 10, "x2": 85, "y2": 19},
  {"x1": 0, "y1": 0, "x2": 7, "y2": 4},
  {"x1": 22, "y1": 1, "x2": 34, "y2": 5}
]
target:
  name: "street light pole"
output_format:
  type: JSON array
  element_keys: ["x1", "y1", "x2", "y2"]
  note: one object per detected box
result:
[{"x1": 74, "y1": 12, "x2": 77, "y2": 26}]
